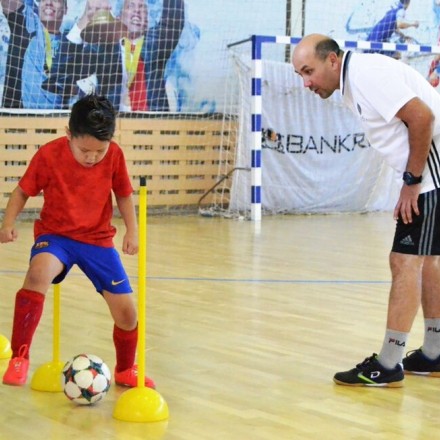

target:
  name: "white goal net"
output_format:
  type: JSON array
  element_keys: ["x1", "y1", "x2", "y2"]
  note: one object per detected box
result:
[
  {"x1": 200, "y1": 0, "x2": 440, "y2": 219},
  {"x1": 1, "y1": 0, "x2": 440, "y2": 218}
]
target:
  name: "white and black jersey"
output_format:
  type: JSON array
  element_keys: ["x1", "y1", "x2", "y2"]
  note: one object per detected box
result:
[{"x1": 341, "y1": 51, "x2": 440, "y2": 194}]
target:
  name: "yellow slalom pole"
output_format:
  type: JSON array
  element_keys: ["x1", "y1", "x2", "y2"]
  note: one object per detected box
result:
[
  {"x1": 113, "y1": 176, "x2": 169, "y2": 423},
  {"x1": 53, "y1": 283, "x2": 61, "y2": 363},
  {"x1": 137, "y1": 177, "x2": 147, "y2": 388}
]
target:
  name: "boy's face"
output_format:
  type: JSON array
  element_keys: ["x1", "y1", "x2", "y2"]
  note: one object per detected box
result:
[{"x1": 67, "y1": 132, "x2": 110, "y2": 167}]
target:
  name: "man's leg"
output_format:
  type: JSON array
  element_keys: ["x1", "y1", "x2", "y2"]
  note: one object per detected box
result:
[
  {"x1": 403, "y1": 256, "x2": 440, "y2": 375},
  {"x1": 333, "y1": 252, "x2": 423, "y2": 387},
  {"x1": 377, "y1": 253, "x2": 423, "y2": 369}
]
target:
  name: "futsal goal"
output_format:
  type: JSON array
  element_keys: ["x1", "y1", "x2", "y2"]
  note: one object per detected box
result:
[{"x1": 199, "y1": 34, "x2": 440, "y2": 221}]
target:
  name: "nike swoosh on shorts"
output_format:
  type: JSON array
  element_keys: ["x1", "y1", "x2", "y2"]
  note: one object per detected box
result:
[{"x1": 111, "y1": 279, "x2": 125, "y2": 286}]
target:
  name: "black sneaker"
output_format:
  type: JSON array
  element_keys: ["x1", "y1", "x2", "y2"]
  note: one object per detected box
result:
[
  {"x1": 402, "y1": 348, "x2": 440, "y2": 376},
  {"x1": 333, "y1": 354, "x2": 404, "y2": 387}
]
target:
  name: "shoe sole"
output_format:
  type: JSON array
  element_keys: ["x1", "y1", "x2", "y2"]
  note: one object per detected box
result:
[
  {"x1": 333, "y1": 378, "x2": 404, "y2": 388},
  {"x1": 114, "y1": 380, "x2": 156, "y2": 389},
  {"x1": 2, "y1": 379, "x2": 27, "y2": 386},
  {"x1": 403, "y1": 370, "x2": 440, "y2": 377}
]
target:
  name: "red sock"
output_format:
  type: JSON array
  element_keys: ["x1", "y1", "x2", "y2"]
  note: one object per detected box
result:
[
  {"x1": 10, "y1": 288, "x2": 45, "y2": 358},
  {"x1": 113, "y1": 324, "x2": 138, "y2": 372}
]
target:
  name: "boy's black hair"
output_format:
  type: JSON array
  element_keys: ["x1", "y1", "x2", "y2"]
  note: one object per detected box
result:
[{"x1": 69, "y1": 94, "x2": 117, "y2": 141}]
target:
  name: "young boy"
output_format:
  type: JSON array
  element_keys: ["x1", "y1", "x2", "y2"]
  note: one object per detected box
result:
[{"x1": 0, "y1": 93, "x2": 154, "y2": 388}]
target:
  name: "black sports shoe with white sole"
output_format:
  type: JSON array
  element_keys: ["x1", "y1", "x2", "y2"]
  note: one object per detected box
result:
[
  {"x1": 402, "y1": 349, "x2": 440, "y2": 376},
  {"x1": 333, "y1": 354, "x2": 404, "y2": 387}
]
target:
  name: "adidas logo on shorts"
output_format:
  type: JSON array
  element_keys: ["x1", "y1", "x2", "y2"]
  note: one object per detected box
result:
[{"x1": 400, "y1": 235, "x2": 415, "y2": 246}]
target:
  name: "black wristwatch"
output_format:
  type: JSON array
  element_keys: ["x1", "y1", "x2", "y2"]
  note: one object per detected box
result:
[{"x1": 403, "y1": 171, "x2": 422, "y2": 186}]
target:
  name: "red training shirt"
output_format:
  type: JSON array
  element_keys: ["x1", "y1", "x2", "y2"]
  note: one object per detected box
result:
[{"x1": 19, "y1": 136, "x2": 133, "y2": 247}]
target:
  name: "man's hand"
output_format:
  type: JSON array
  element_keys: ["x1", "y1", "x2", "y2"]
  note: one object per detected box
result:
[
  {"x1": 393, "y1": 184, "x2": 421, "y2": 224},
  {"x1": 77, "y1": 0, "x2": 112, "y2": 30}
]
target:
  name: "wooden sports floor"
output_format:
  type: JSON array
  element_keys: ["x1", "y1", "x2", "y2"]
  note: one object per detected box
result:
[{"x1": 0, "y1": 213, "x2": 437, "y2": 440}]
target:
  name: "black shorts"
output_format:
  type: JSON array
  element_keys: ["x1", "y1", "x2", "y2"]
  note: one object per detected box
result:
[{"x1": 392, "y1": 188, "x2": 440, "y2": 255}]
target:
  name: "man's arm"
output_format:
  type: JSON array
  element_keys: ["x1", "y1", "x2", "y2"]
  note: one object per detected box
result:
[
  {"x1": 0, "y1": 186, "x2": 29, "y2": 243},
  {"x1": 76, "y1": 0, "x2": 112, "y2": 33},
  {"x1": 394, "y1": 97, "x2": 434, "y2": 223},
  {"x1": 396, "y1": 18, "x2": 419, "y2": 31},
  {"x1": 146, "y1": 0, "x2": 185, "y2": 63},
  {"x1": 115, "y1": 194, "x2": 138, "y2": 255},
  {"x1": 159, "y1": 0, "x2": 185, "y2": 49},
  {"x1": 144, "y1": 0, "x2": 185, "y2": 110},
  {"x1": 395, "y1": 10, "x2": 419, "y2": 40}
]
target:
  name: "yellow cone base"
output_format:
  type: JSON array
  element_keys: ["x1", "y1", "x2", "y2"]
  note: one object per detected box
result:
[
  {"x1": 0, "y1": 335, "x2": 12, "y2": 360},
  {"x1": 113, "y1": 387, "x2": 169, "y2": 423},
  {"x1": 31, "y1": 361, "x2": 65, "y2": 392}
]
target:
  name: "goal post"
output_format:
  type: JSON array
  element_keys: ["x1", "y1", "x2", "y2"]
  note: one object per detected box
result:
[{"x1": 250, "y1": 35, "x2": 302, "y2": 221}]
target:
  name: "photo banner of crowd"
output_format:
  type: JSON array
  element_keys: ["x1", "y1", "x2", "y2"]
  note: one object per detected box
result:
[{"x1": 0, "y1": 0, "x2": 185, "y2": 112}]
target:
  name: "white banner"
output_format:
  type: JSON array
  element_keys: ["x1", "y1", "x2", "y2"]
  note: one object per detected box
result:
[{"x1": 230, "y1": 57, "x2": 401, "y2": 214}]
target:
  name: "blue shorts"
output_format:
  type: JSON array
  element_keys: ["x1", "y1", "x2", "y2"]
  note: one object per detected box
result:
[{"x1": 30, "y1": 234, "x2": 133, "y2": 294}]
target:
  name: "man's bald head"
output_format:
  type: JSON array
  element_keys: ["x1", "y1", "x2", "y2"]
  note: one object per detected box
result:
[
  {"x1": 292, "y1": 34, "x2": 343, "y2": 99},
  {"x1": 293, "y1": 34, "x2": 341, "y2": 64}
]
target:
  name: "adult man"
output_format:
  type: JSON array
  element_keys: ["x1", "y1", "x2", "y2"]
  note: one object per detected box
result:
[
  {"x1": 292, "y1": 34, "x2": 440, "y2": 387},
  {"x1": 117, "y1": 0, "x2": 150, "y2": 110},
  {"x1": 18, "y1": 0, "x2": 69, "y2": 108},
  {"x1": 41, "y1": 0, "x2": 120, "y2": 105},
  {"x1": 104, "y1": 0, "x2": 185, "y2": 111},
  {"x1": 45, "y1": 0, "x2": 185, "y2": 111},
  {"x1": 0, "y1": 0, "x2": 76, "y2": 109},
  {"x1": 1, "y1": 0, "x2": 39, "y2": 108}
]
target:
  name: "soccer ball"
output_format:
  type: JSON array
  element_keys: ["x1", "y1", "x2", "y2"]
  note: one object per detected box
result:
[{"x1": 62, "y1": 354, "x2": 111, "y2": 405}]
